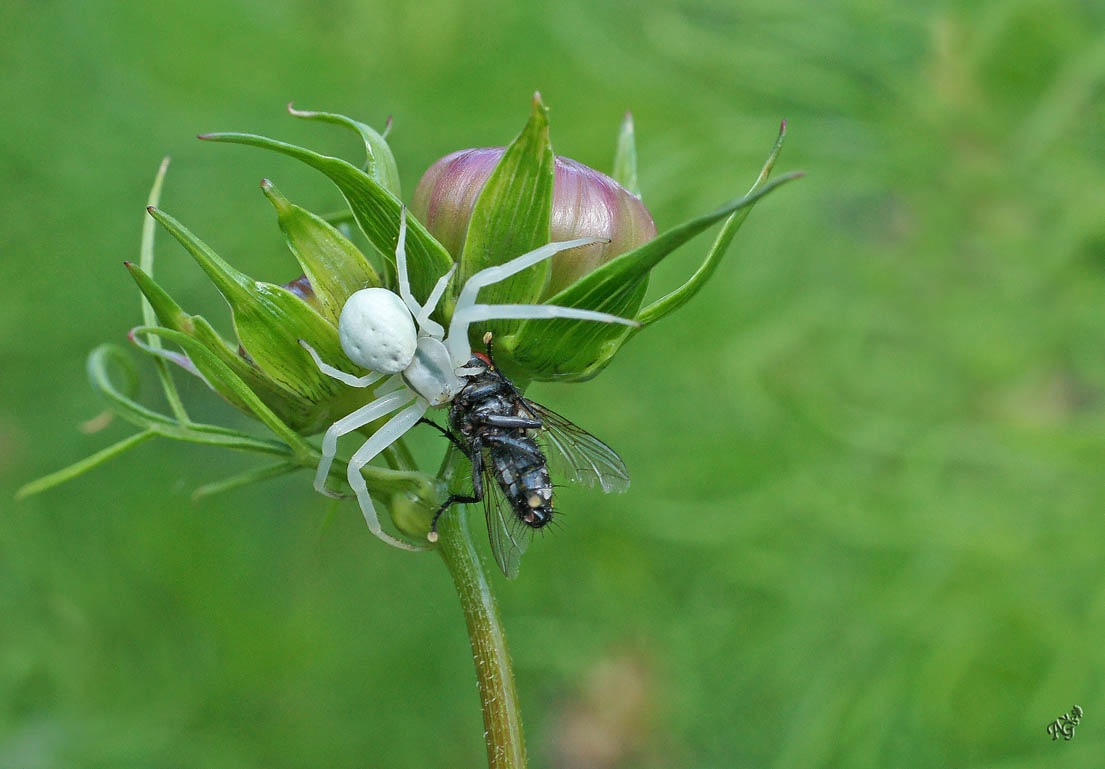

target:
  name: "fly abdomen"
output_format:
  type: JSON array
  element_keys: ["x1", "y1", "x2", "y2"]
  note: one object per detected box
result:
[{"x1": 487, "y1": 438, "x2": 554, "y2": 529}]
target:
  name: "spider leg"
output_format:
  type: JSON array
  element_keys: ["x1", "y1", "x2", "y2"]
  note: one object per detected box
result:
[
  {"x1": 314, "y1": 388, "x2": 416, "y2": 497},
  {"x1": 461, "y1": 237, "x2": 608, "y2": 296},
  {"x1": 346, "y1": 397, "x2": 432, "y2": 551},
  {"x1": 448, "y1": 303, "x2": 637, "y2": 366},
  {"x1": 445, "y1": 236, "x2": 624, "y2": 366},
  {"x1": 394, "y1": 208, "x2": 426, "y2": 320},
  {"x1": 374, "y1": 372, "x2": 409, "y2": 395},
  {"x1": 394, "y1": 207, "x2": 457, "y2": 340},
  {"x1": 300, "y1": 340, "x2": 387, "y2": 388},
  {"x1": 414, "y1": 264, "x2": 456, "y2": 340},
  {"x1": 457, "y1": 303, "x2": 638, "y2": 327}
]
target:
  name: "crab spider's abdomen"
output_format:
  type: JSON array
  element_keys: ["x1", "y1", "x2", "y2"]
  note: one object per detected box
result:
[{"x1": 338, "y1": 288, "x2": 418, "y2": 374}]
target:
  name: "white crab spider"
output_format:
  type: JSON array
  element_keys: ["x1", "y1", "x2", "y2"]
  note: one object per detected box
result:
[{"x1": 301, "y1": 209, "x2": 637, "y2": 551}]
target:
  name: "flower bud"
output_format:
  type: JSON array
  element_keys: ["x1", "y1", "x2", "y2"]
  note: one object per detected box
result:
[{"x1": 411, "y1": 149, "x2": 657, "y2": 297}]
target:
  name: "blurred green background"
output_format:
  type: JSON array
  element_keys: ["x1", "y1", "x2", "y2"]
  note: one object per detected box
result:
[{"x1": 4, "y1": 1, "x2": 1105, "y2": 767}]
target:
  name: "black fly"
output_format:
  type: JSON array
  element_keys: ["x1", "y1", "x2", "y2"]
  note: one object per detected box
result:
[{"x1": 421, "y1": 332, "x2": 629, "y2": 578}]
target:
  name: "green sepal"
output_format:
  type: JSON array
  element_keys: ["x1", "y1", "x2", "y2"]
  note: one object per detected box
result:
[
  {"x1": 124, "y1": 261, "x2": 304, "y2": 422},
  {"x1": 147, "y1": 206, "x2": 358, "y2": 405},
  {"x1": 612, "y1": 112, "x2": 640, "y2": 197},
  {"x1": 458, "y1": 92, "x2": 555, "y2": 327},
  {"x1": 16, "y1": 429, "x2": 158, "y2": 500},
  {"x1": 509, "y1": 153, "x2": 802, "y2": 381},
  {"x1": 636, "y1": 120, "x2": 797, "y2": 325},
  {"x1": 86, "y1": 345, "x2": 293, "y2": 455},
  {"x1": 191, "y1": 461, "x2": 302, "y2": 501},
  {"x1": 131, "y1": 326, "x2": 314, "y2": 456},
  {"x1": 261, "y1": 179, "x2": 380, "y2": 325},
  {"x1": 287, "y1": 104, "x2": 402, "y2": 198},
  {"x1": 198, "y1": 130, "x2": 453, "y2": 306}
]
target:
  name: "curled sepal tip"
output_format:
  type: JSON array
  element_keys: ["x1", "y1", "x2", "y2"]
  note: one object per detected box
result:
[{"x1": 285, "y1": 103, "x2": 403, "y2": 198}]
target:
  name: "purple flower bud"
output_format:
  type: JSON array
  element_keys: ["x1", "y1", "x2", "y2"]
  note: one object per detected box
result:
[
  {"x1": 410, "y1": 148, "x2": 657, "y2": 297},
  {"x1": 282, "y1": 273, "x2": 319, "y2": 307}
]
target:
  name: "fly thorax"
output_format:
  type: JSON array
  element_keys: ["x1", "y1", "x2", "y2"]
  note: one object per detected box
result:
[{"x1": 403, "y1": 337, "x2": 465, "y2": 406}]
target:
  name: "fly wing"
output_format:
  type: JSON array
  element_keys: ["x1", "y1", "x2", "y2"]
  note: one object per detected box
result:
[
  {"x1": 481, "y1": 457, "x2": 531, "y2": 580},
  {"x1": 523, "y1": 400, "x2": 630, "y2": 494}
]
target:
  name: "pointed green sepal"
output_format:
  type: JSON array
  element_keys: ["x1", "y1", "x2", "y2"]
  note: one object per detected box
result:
[
  {"x1": 124, "y1": 259, "x2": 196, "y2": 335},
  {"x1": 261, "y1": 179, "x2": 380, "y2": 325},
  {"x1": 198, "y1": 130, "x2": 453, "y2": 304},
  {"x1": 84, "y1": 345, "x2": 291, "y2": 454},
  {"x1": 287, "y1": 104, "x2": 402, "y2": 198},
  {"x1": 144, "y1": 204, "x2": 382, "y2": 435},
  {"x1": 612, "y1": 112, "x2": 640, "y2": 197},
  {"x1": 458, "y1": 92, "x2": 556, "y2": 322},
  {"x1": 131, "y1": 325, "x2": 313, "y2": 453},
  {"x1": 636, "y1": 120, "x2": 798, "y2": 325},
  {"x1": 147, "y1": 205, "x2": 262, "y2": 313},
  {"x1": 230, "y1": 281, "x2": 352, "y2": 397},
  {"x1": 508, "y1": 125, "x2": 802, "y2": 381},
  {"x1": 146, "y1": 207, "x2": 367, "y2": 412},
  {"x1": 125, "y1": 261, "x2": 327, "y2": 430}
]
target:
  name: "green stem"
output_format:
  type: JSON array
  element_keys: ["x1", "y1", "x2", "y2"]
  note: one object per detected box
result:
[{"x1": 435, "y1": 485, "x2": 527, "y2": 769}]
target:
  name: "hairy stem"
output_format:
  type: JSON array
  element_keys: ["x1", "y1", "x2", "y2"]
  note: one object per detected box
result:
[{"x1": 435, "y1": 450, "x2": 527, "y2": 769}]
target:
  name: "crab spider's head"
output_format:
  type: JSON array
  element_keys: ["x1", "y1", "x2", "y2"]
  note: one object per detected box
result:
[
  {"x1": 338, "y1": 288, "x2": 418, "y2": 374},
  {"x1": 404, "y1": 337, "x2": 465, "y2": 406}
]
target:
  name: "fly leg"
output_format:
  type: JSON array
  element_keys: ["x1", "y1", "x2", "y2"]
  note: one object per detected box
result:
[
  {"x1": 481, "y1": 433, "x2": 545, "y2": 459},
  {"x1": 416, "y1": 417, "x2": 466, "y2": 451},
  {"x1": 477, "y1": 414, "x2": 542, "y2": 430},
  {"x1": 426, "y1": 435, "x2": 485, "y2": 542}
]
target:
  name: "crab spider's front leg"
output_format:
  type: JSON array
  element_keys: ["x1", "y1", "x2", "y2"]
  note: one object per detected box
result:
[
  {"x1": 393, "y1": 208, "x2": 422, "y2": 319},
  {"x1": 345, "y1": 397, "x2": 433, "y2": 552},
  {"x1": 313, "y1": 385, "x2": 417, "y2": 497},
  {"x1": 451, "y1": 302, "x2": 638, "y2": 338},
  {"x1": 414, "y1": 265, "x2": 456, "y2": 339},
  {"x1": 445, "y1": 237, "x2": 640, "y2": 366},
  {"x1": 393, "y1": 208, "x2": 454, "y2": 339}
]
